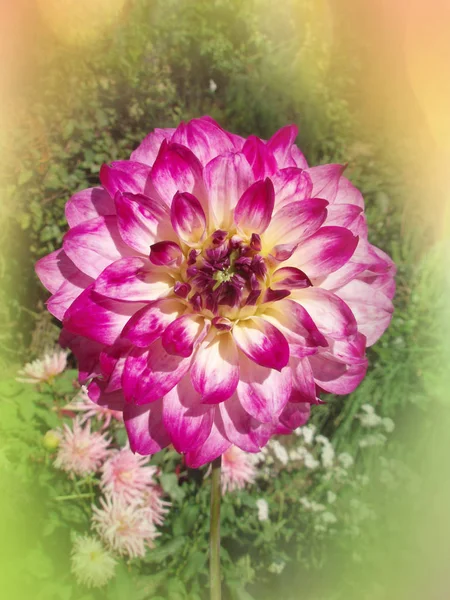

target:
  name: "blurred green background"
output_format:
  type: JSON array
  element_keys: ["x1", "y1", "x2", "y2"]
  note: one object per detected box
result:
[{"x1": 0, "y1": 1, "x2": 449, "y2": 599}]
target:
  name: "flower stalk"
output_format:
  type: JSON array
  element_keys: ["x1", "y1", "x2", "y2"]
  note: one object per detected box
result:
[{"x1": 210, "y1": 456, "x2": 222, "y2": 600}]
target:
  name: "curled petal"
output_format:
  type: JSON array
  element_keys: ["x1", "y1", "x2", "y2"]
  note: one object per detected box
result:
[
  {"x1": 234, "y1": 178, "x2": 275, "y2": 235},
  {"x1": 271, "y1": 267, "x2": 312, "y2": 290},
  {"x1": 163, "y1": 376, "x2": 214, "y2": 453},
  {"x1": 171, "y1": 117, "x2": 235, "y2": 165},
  {"x1": 47, "y1": 271, "x2": 93, "y2": 320},
  {"x1": 276, "y1": 402, "x2": 311, "y2": 434},
  {"x1": 289, "y1": 357, "x2": 317, "y2": 403},
  {"x1": 264, "y1": 198, "x2": 328, "y2": 252},
  {"x1": 236, "y1": 353, "x2": 292, "y2": 423},
  {"x1": 184, "y1": 418, "x2": 231, "y2": 468},
  {"x1": 291, "y1": 288, "x2": 357, "y2": 340},
  {"x1": 308, "y1": 352, "x2": 368, "y2": 395},
  {"x1": 150, "y1": 241, "x2": 182, "y2": 266},
  {"x1": 36, "y1": 249, "x2": 79, "y2": 294},
  {"x1": 232, "y1": 317, "x2": 289, "y2": 371},
  {"x1": 191, "y1": 332, "x2": 239, "y2": 403},
  {"x1": 171, "y1": 192, "x2": 206, "y2": 244},
  {"x1": 162, "y1": 315, "x2": 206, "y2": 357},
  {"x1": 271, "y1": 168, "x2": 313, "y2": 209},
  {"x1": 115, "y1": 192, "x2": 172, "y2": 254},
  {"x1": 151, "y1": 142, "x2": 205, "y2": 206},
  {"x1": 94, "y1": 257, "x2": 173, "y2": 302},
  {"x1": 63, "y1": 286, "x2": 144, "y2": 345},
  {"x1": 267, "y1": 124, "x2": 298, "y2": 168},
  {"x1": 219, "y1": 395, "x2": 261, "y2": 452},
  {"x1": 204, "y1": 152, "x2": 253, "y2": 229},
  {"x1": 334, "y1": 175, "x2": 364, "y2": 208},
  {"x1": 290, "y1": 226, "x2": 359, "y2": 279},
  {"x1": 123, "y1": 341, "x2": 192, "y2": 405},
  {"x1": 242, "y1": 135, "x2": 277, "y2": 179},
  {"x1": 122, "y1": 299, "x2": 184, "y2": 348},
  {"x1": 130, "y1": 128, "x2": 175, "y2": 166},
  {"x1": 306, "y1": 164, "x2": 345, "y2": 202},
  {"x1": 100, "y1": 161, "x2": 153, "y2": 197},
  {"x1": 124, "y1": 399, "x2": 171, "y2": 455},
  {"x1": 65, "y1": 187, "x2": 115, "y2": 227},
  {"x1": 63, "y1": 216, "x2": 135, "y2": 279}
]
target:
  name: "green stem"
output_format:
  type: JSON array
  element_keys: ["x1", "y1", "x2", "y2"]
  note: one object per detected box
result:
[
  {"x1": 54, "y1": 493, "x2": 94, "y2": 501},
  {"x1": 210, "y1": 456, "x2": 222, "y2": 600}
]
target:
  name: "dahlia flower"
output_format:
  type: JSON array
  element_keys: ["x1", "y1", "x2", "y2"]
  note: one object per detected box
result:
[
  {"x1": 220, "y1": 445, "x2": 256, "y2": 493},
  {"x1": 54, "y1": 418, "x2": 110, "y2": 476},
  {"x1": 92, "y1": 495, "x2": 159, "y2": 559},
  {"x1": 35, "y1": 116, "x2": 395, "y2": 467},
  {"x1": 70, "y1": 534, "x2": 116, "y2": 588},
  {"x1": 68, "y1": 386, "x2": 123, "y2": 429},
  {"x1": 17, "y1": 349, "x2": 68, "y2": 384},
  {"x1": 100, "y1": 446, "x2": 159, "y2": 504}
]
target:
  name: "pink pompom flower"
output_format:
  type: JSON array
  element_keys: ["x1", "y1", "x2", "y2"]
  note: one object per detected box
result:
[
  {"x1": 67, "y1": 386, "x2": 123, "y2": 430},
  {"x1": 92, "y1": 495, "x2": 159, "y2": 559},
  {"x1": 54, "y1": 418, "x2": 111, "y2": 476},
  {"x1": 36, "y1": 117, "x2": 395, "y2": 468},
  {"x1": 17, "y1": 349, "x2": 68, "y2": 384},
  {"x1": 221, "y1": 446, "x2": 257, "y2": 494},
  {"x1": 100, "y1": 446, "x2": 159, "y2": 504}
]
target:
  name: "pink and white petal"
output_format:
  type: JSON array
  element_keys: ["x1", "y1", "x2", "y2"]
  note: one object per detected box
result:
[
  {"x1": 65, "y1": 187, "x2": 115, "y2": 227},
  {"x1": 94, "y1": 257, "x2": 174, "y2": 302},
  {"x1": 290, "y1": 144, "x2": 309, "y2": 169},
  {"x1": 150, "y1": 241, "x2": 182, "y2": 266},
  {"x1": 324, "y1": 203, "x2": 363, "y2": 230},
  {"x1": 236, "y1": 353, "x2": 291, "y2": 423},
  {"x1": 171, "y1": 118, "x2": 235, "y2": 165},
  {"x1": 309, "y1": 352, "x2": 368, "y2": 395},
  {"x1": 336, "y1": 279, "x2": 394, "y2": 346},
  {"x1": 242, "y1": 136, "x2": 277, "y2": 179},
  {"x1": 63, "y1": 286, "x2": 144, "y2": 345},
  {"x1": 305, "y1": 164, "x2": 345, "y2": 202},
  {"x1": 47, "y1": 271, "x2": 93, "y2": 320},
  {"x1": 130, "y1": 128, "x2": 175, "y2": 165},
  {"x1": 171, "y1": 192, "x2": 206, "y2": 244},
  {"x1": 124, "y1": 399, "x2": 171, "y2": 455},
  {"x1": 203, "y1": 152, "x2": 253, "y2": 229},
  {"x1": 262, "y1": 300, "x2": 328, "y2": 356},
  {"x1": 232, "y1": 317, "x2": 290, "y2": 371},
  {"x1": 162, "y1": 315, "x2": 206, "y2": 358},
  {"x1": 234, "y1": 178, "x2": 275, "y2": 235},
  {"x1": 334, "y1": 175, "x2": 364, "y2": 208},
  {"x1": 292, "y1": 288, "x2": 357, "y2": 340},
  {"x1": 271, "y1": 168, "x2": 313, "y2": 209},
  {"x1": 191, "y1": 332, "x2": 239, "y2": 404},
  {"x1": 267, "y1": 124, "x2": 298, "y2": 169},
  {"x1": 123, "y1": 340, "x2": 192, "y2": 405},
  {"x1": 271, "y1": 267, "x2": 311, "y2": 290},
  {"x1": 63, "y1": 215, "x2": 135, "y2": 279},
  {"x1": 184, "y1": 418, "x2": 231, "y2": 468},
  {"x1": 290, "y1": 226, "x2": 358, "y2": 279},
  {"x1": 122, "y1": 299, "x2": 184, "y2": 348},
  {"x1": 99, "y1": 161, "x2": 153, "y2": 197},
  {"x1": 150, "y1": 141, "x2": 205, "y2": 206},
  {"x1": 276, "y1": 402, "x2": 311, "y2": 433},
  {"x1": 289, "y1": 357, "x2": 317, "y2": 403},
  {"x1": 163, "y1": 376, "x2": 214, "y2": 453},
  {"x1": 59, "y1": 330, "x2": 104, "y2": 383},
  {"x1": 264, "y1": 198, "x2": 328, "y2": 250},
  {"x1": 115, "y1": 192, "x2": 172, "y2": 254},
  {"x1": 36, "y1": 249, "x2": 79, "y2": 294},
  {"x1": 219, "y1": 394, "x2": 261, "y2": 452}
]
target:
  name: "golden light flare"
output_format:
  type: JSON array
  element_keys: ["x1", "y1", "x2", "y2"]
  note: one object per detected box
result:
[{"x1": 36, "y1": 0, "x2": 127, "y2": 46}]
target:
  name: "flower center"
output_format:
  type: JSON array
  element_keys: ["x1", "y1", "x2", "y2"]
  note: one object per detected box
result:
[{"x1": 184, "y1": 230, "x2": 267, "y2": 315}]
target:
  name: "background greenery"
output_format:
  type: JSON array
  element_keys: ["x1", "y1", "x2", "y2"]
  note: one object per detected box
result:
[{"x1": 0, "y1": 1, "x2": 447, "y2": 599}]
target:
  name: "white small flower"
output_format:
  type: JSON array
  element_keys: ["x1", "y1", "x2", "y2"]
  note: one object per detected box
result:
[
  {"x1": 268, "y1": 561, "x2": 285, "y2": 574},
  {"x1": 321, "y1": 444, "x2": 335, "y2": 469},
  {"x1": 256, "y1": 498, "x2": 269, "y2": 522},
  {"x1": 382, "y1": 417, "x2": 395, "y2": 433},
  {"x1": 71, "y1": 534, "x2": 116, "y2": 588},
  {"x1": 338, "y1": 452, "x2": 354, "y2": 469},
  {"x1": 289, "y1": 446, "x2": 307, "y2": 461},
  {"x1": 327, "y1": 491, "x2": 337, "y2": 504},
  {"x1": 209, "y1": 79, "x2": 218, "y2": 93},
  {"x1": 304, "y1": 451, "x2": 320, "y2": 470},
  {"x1": 299, "y1": 424, "x2": 316, "y2": 444},
  {"x1": 271, "y1": 440, "x2": 289, "y2": 465},
  {"x1": 321, "y1": 511, "x2": 337, "y2": 524},
  {"x1": 359, "y1": 433, "x2": 387, "y2": 448}
]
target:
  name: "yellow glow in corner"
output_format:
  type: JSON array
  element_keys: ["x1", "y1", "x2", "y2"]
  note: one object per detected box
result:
[{"x1": 36, "y1": 0, "x2": 127, "y2": 46}]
